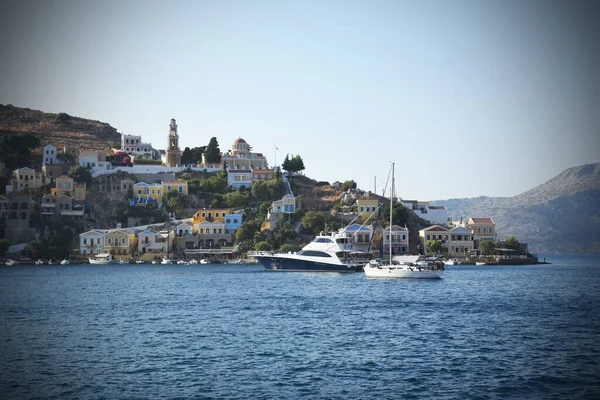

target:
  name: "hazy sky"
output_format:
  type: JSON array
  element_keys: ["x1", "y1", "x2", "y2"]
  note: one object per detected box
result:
[{"x1": 1, "y1": 0, "x2": 598, "y2": 200}]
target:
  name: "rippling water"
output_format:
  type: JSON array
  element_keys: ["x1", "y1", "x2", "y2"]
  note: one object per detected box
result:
[{"x1": 1, "y1": 255, "x2": 599, "y2": 399}]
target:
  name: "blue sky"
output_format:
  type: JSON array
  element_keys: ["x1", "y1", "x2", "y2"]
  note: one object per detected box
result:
[{"x1": 1, "y1": 0, "x2": 598, "y2": 200}]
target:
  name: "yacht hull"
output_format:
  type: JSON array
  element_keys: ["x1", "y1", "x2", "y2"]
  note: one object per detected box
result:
[{"x1": 254, "y1": 255, "x2": 363, "y2": 273}]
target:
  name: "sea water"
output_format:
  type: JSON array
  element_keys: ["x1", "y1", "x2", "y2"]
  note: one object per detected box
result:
[{"x1": 1, "y1": 255, "x2": 599, "y2": 399}]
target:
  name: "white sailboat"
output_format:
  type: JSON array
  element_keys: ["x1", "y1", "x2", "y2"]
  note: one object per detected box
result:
[{"x1": 364, "y1": 163, "x2": 444, "y2": 279}]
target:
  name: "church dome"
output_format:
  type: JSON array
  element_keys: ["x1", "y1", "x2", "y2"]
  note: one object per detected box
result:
[{"x1": 233, "y1": 137, "x2": 247, "y2": 144}]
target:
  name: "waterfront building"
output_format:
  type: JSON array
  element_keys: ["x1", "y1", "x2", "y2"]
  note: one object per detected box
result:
[
  {"x1": 448, "y1": 226, "x2": 475, "y2": 258},
  {"x1": 165, "y1": 119, "x2": 181, "y2": 167},
  {"x1": 43, "y1": 144, "x2": 59, "y2": 165},
  {"x1": 419, "y1": 225, "x2": 450, "y2": 255},
  {"x1": 467, "y1": 217, "x2": 496, "y2": 241},
  {"x1": 382, "y1": 225, "x2": 410, "y2": 256},
  {"x1": 104, "y1": 229, "x2": 137, "y2": 258},
  {"x1": 186, "y1": 208, "x2": 240, "y2": 258},
  {"x1": 137, "y1": 229, "x2": 174, "y2": 259},
  {"x1": 174, "y1": 222, "x2": 196, "y2": 251},
  {"x1": 79, "y1": 229, "x2": 109, "y2": 255},
  {"x1": 342, "y1": 223, "x2": 374, "y2": 253}
]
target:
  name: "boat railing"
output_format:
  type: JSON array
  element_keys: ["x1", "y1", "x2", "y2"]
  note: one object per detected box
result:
[{"x1": 247, "y1": 251, "x2": 276, "y2": 256}]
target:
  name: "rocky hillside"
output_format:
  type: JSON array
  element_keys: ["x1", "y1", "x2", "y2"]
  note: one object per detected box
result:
[
  {"x1": 436, "y1": 164, "x2": 600, "y2": 254},
  {"x1": 0, "y1": 104, "x2": 121, "y2": 153}
]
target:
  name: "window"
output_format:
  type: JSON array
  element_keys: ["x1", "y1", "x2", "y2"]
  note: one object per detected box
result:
[
  {"x1": 427, "y1": 235, "x2": 431, "y2": 240},
  {"x1": 360, "y1": 207, "x2": 364, "y2": 212},
  {"x1": 216, "y1": 212, "x2": 220, "y2": 218},
  {"x1": 483, "y1": 227, "x2": 487, "y2": 233},
  {"x1": 402, "y1": 234, "x2": 406, "y2": 240},
  {"x1": 84, "y1": 239, "x2": 87, "y2": 245},
  {"x1": 233, "y1": 219, "x2": 238, "y2": 223},
  {"x1": 226, "y1": 219, "x2": 230, "y2": 223},
  {"x1": 122, "y1": 238, "x2": 125, "y2": 244}
]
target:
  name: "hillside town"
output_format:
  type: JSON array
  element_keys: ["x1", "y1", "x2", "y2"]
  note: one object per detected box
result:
[{"x1": 0, "y1": 118, "x2": 529, "y2": 264}]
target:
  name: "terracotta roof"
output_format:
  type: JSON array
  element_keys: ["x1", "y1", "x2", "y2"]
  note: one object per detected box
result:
[{"x1": 470, "y1": 218, "x2": 494, "y2": 224}]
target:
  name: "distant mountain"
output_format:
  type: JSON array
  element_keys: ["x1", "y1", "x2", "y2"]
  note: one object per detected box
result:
[
  {"x1": 0, "y1": 104, "x2": 120, "y2": 153},
  {"x1": 436, "y1": 164, "x2": 600, "y2": 254}
]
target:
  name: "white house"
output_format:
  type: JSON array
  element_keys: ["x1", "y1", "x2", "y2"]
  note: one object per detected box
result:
[
  {"x1": 79, "y1": 150, "x2": 111, "y2": 174},
  {"x1": 227, "y1": 169, "x2": 253, "y2": 190},
  {"x1": 43, "y1": 144, "x2": 59, "y2": 165},
  {"x1": 79, "y1": 229, "x2": 108, "y2": 255},
  {"x1": 401, "y1": 200, "x2": 448, "y2": 225}
]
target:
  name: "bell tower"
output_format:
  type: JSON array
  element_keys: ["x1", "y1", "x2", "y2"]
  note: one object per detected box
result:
[{"x1": 165, "y1": 118, "x2": 181, "y2": 167}]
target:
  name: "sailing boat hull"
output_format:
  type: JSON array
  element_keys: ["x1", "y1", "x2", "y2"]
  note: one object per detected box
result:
[{"x1": 364, "y1": 265, "x2": 443, "y2": 279}]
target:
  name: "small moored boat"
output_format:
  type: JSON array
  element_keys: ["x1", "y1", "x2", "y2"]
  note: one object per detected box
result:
[{"x1": 89, "y1": 253, "x2": 117, "y2": 265}]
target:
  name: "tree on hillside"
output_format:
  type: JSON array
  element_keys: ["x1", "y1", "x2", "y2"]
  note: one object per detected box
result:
[
  {"x1": 281, "y1": 154, "x2": 305, "y2": 174},
  {"x1": 382, "y1": 203, "x2": 409, "y2": 227},
  {"x1": 0, "y1": 133, "x2": 40, "y2": 170},
  {"x1": 68, "y1": 165, "x2": 92, "y2": 187},
  {"x1": 55, "y1": 113, "x2": 72, "y2": 123},
  {"x1": 181, "y1": 146, "x2": 205, "y2": 165},
  {"x1": 301, "y1": 211, "x2": 325, "y2": 235},
  {"x1": 479, "y1": 239, "x2": 496, "y2": 255},
  {"x1": 505, "y1": 236, "x2": 520, "y2": 251},
  {"x1": 204, "y1": 137, "x2": 222, "y2": 164},
  {"x1": 282, "y1": 154, "x2": 291, "y2": 173},
  {"x1": 251, "y1": 180, "x2": 285, "y2": 201},
  {"x1": 291, "y1": 155, "x2": 305, "y2": 173},
  {"x1": 341, "y1": 180, "x2": 357, "y2": 191}
]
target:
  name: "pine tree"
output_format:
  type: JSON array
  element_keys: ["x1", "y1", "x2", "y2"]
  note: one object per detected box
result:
[
  {"x1": 204, "y1": 137, "x2": 222, "y2": 164},
  {"x1": 282, "y1": 154, "x2": 291, "y2": 173}
]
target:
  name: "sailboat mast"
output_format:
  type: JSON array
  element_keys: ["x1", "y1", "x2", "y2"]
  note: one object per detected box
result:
[{"x1": 390, "y1": 162, "x2": 394, "y2": 264}]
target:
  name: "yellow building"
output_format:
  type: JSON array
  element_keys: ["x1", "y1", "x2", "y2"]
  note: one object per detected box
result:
[
  {"x1": 162, "y1": 181, "x2": 188, "y2": 197},
  {"x1": 192, "y1": 208, "x2": 231, "y2": 225},
  {"x1": 74, "y1": 182, "x2": 87, "y2": 201},
  {"x1": 103, "y1": 229, "x2": 137, "y2": 259},
  {"x1": 149, "y1": 183, "x2": 163, "y2": 202},
  {"x1": 51, "y1": 175, "x2": 74, "y2": 197},
  {"x1": 356, "y1": 197, "x2": 379, "y2": 223}
]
